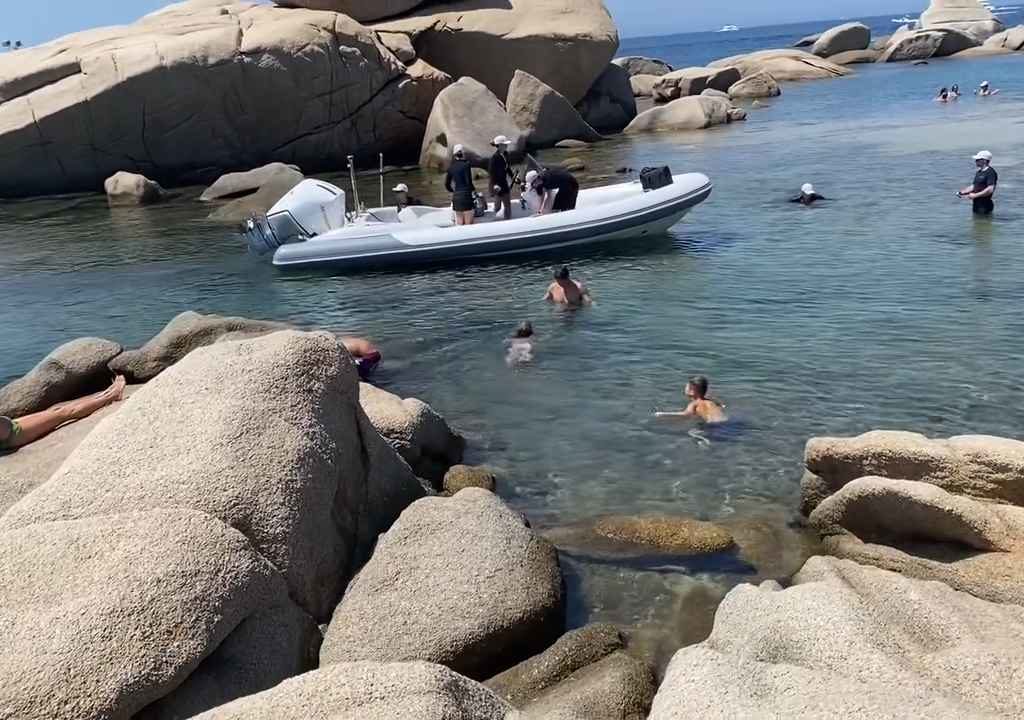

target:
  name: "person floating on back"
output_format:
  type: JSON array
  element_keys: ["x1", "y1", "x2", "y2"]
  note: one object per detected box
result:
[
  {"x1": 958, "y1": 150, "x2": 997, "y2": 216},
  {"x1": 505, "y1": 321, "x2": 535, "y2": 366},
  {"x1": 790, "y1": 183, "x2": 826, "y2": 206},
  {"x1": 655, "y1": 375, "x2": 728, "y2": 424},
  {"x1": 975, "y1": 81, "x2": 1000, "y2": 97},
  {"x1": 544, "y1": 266, "x2": 592, "y2": 307}
]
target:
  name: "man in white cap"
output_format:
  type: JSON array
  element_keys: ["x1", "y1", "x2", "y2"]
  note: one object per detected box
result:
[
  {"x1": 959, "y1": 150, "x2": 997, "y2": 215},
  {"x1": 976, "y1": 81, "x2": 999, "y2": 97},
  {"x1": 790, "y1": 182, "x2": 826, "y2": 206},
  {"x1": 391, "y1": 182, "x2": 423, "y2": 211},
  {"x1": 445, "y1": 143, "x2": 476, "y2": 225},
  {"x1": 488, "y1": 135, "x2": 514, "y2": 220}
]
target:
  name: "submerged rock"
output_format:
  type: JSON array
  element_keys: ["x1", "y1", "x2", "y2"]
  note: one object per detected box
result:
[
  {"x1": 592, "y1": 515, "x2": 736, "y2": 554},
  {"x1": 612, "y1": 56, "x2": 673, "y2": 76},
  {"x1": 0, "y1": 337, "x2": 122, "y2": 417},
  {"x1": 728, "y1": 70, "x2": 781, "y2": 99},
  {"x1": 200, "y1": 163, "x2": 304, "y2": 202},
  {"x1": 104, "y1": 171, "x2": 166, "y2": 205},
  {"x1": 576, "y1": 63, "x2": 637, "y2": 132},
  {"x1": 319, "y1": 489, "x2": 564, "y2": 679},
  {"x1": 507, "y1": 70, "x2": 602, "y2": 149},
  {"x1": 191, "y1": 661, "x2": 515, "y2": 719},
  {"x1": 811, "y1": 22, "x2": 871, "y2": 58},
  {"x1": 624, "y1": 96, "x2": 732, "y2": 134}
]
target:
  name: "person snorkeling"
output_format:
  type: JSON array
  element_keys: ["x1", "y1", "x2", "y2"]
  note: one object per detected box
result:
[{"x1": 655, "y1": 375, "x2": 728, "y2": 424}]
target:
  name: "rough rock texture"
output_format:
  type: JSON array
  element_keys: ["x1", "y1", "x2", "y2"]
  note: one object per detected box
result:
[
  {"x1": 0, "y1": 509, "x2": 317, "y2": 720},
  {"x1": 880, "y1": 28, "x2": 980, "y2": 61},
  {"x1": 624, "y1": 96, "x2": 732, "y2": 134},
  {"x1": 809, "y1": 476, "x2": 1024, "y2": 552},
  {"x1": 444, "y1": 465, "x2": 497, "y2": 494},
  {"x1": 872, "y1": 33, "x2": 893, "y2": 50},
  {"x1": 109, "y1": 311, "x2": 288, "y2": 382},
  {"x1": 629, "y1": 74, "x2": 660, "y2": 97},
  {"x1": 811, "y1": 22, "x2": 871, "y2": 57},
  {"x1": 200, "y1": 162, "x2": 304, "y2": 202},
  {"x1": 277, "y1": 0, "x2": 425, "y2": 23},
  {"x1": 728, "y1": 70, "x2": 781, "y2": 98},
  {"x1": 320, "y1": 489, "x2": 564, "y2": 679},
  {"x1": 359, "y1": 382, "x2": 465, "y2": 482},
  {"x1": 983, "y1": 24, "x2": 1024, "y2": 50},
  {"x1": 192, "y1": 661, "x2": 516, "y2": 719},
  {"x1": 801, "y1": 431, "x2": 1024, "y2": 514},
  {"x1": 0, "y1": 337, "x2": 123, "y2": 417},
  {"x1": 700, "y1": 88, "x2": 729, "y2": 99},
  {"x1": 506, "y1": 70, "x2": 601, "y2": 149},
  {"x1": 575, "y1": 63, "x2": 636, "y2": 132},
  {"x1": 613, "y1": 56, "x2": 673, "y2": 76},
  {"x1": 593, "y1": 515, "x2": 736, "y2": 554},
  {"x1": 652, "y1": 66, "x2": 741, "y2": 102},
  {"x1": 377, "y1": 30, "x2": 416, "y2": 62},
  {"x1": 710, "y1": 49, "x2": 850, "y2": 80},
  {"x1": 104, "y1": 171, "x2": 166, "y2": 205},
  {"x1": 921, "y1": 0, "x2": 1004, "y2": 40},
  {"x1": 486, "y1": 624, "x2": 624, "y2": 707},
  {"x1": 0, "y1": 2, "x2": 436, "y2": 198},
  {"x1": 648, "y1": 556, "x2": 1024, "y2": 719},
  {"x1": 829, "y1": 48, "x2": 882, "y2": 64},
  {"x1": 374, "y1": 0, "x2": 619, "y2": 105},
  {"x1": 419, "y1": 77, "x2": 526, "y2": 170},
  {"x1": 520, "y1": 651, "x2": 655, "y2": 720},
  {"x1": 2, "y1": 331, "x2": 425, "y2": 621},
  {"x1": 206, "y1": 170, "x2": 306, "y2": 223}
]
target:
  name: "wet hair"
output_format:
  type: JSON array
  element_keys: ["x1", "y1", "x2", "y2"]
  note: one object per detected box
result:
[
  {"x1": 688, "y1": 375, "x2": 725, "y2": 407},
  {"x1": 554, "y1": 266, "x2": 571, "y2": 281},
  {"x1": 514, "y1": 321, "x2": 534, "y2": 339}
]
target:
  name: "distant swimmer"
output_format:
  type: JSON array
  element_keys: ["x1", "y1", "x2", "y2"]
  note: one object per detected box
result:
[
  {"x1": 544, "y1": 266, "x2": 593, "y2": 307},
  {"x1": 957, "y1": 150, "x2": 998, "y2": 216},
  {"x1": 505, "y1": 321, "x2": 535, "y2": 366},
  {"x1": 655, "y1": 375, "x2": 728, "y2": 424},
  {"x1": 936, "y1": 87, "x2": 950, "y2": 103},
  {"x1": 789, "y1": 183, "x2": 826, "y2": 206},
  {"x1": 341, "y1": 336, "x2": 382, "y2": 380},
  {"x1": 976, "y1": 81, "x2": 1000, "y2": 97},
  {"x1": 951, "y1": 84, "x2": 961, "y2": 99}
]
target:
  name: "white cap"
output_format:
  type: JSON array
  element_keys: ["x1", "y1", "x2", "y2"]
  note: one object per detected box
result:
[
  {"x1": 452, "y1": 143, "x2": 465, "y2": 156},
  {"x1": 973, "y1": 150, "x2": 993, "y2": 162},
  {"x1": 980, "y1": 80, "x2": 990, "y2": 87},
  {"x1": 491, "y1": 135, "x2": 511, "y2": 146},
  {"x1": 392, "y1": 183, "x2": 409, "y2": 193},
  {"x1": 801, "y1": 183, "x2": 815, "y2": 194},
  {"x1": 525, "y1": 170, "x2": 539, "y2": 185}
]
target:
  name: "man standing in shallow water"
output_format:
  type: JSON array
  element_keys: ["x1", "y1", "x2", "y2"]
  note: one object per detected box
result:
[
  {"x1": 544, "y1": 266, "x2": 592, "y2": 307},
  {"x1": 958, "y1": 150, "x2": 998, "y2": 216}
]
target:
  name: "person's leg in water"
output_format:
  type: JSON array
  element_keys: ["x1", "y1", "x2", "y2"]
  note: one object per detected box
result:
[{"x1": 10, "y1": 376, "x2": 126, "y2": 448}]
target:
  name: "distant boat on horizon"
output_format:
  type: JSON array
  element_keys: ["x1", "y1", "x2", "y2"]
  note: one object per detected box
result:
[
  {"x1": 890, "y1": 15, "x2": 917, "y2": 23},
  {"x1": 717, "y1": 24, "x2": 740, "y2": 32}
]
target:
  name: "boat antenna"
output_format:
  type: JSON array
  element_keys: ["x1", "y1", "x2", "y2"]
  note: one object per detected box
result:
[
  {"x1": 347, "y1": 154, "x2": 362, "y2": 213},
  {"x1": 379, "y1": 153, "x2": 384, "y2": 208}
]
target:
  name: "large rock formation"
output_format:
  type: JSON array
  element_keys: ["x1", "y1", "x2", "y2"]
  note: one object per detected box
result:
[
  {"x1": 319, "y1": 489, "x2": 564, "y2": 679},
  {"x1": 104, "y1": 171, "x2": 167, "y2": 205},
  {"x1": 920, "y1": 0, "x2": 1004, "y2": 40},
  {"x1": 419, "y1": 77, "x2": 526, "y2": 170},
  {"x1": 709, "y1": 49, "x2": 850, "y2": 81},
  {"x1": 612, "y1": 56, "x2": 673, "y2": 76},
  {"x1": 651, "y1": 66, "x2": 741, "y2": 102},
  {"x1": 648, "y1": 556, "x2": 1024, "y2": 719},
  {"x1": 624, "y1": 96, "x2": 732, "y2": 134},
  {"x1": 2, "y1": 331, "x2": 425, "y2": 621},
  {"x1": 828, "y1": 48, "x2": 881, "y2": 64},
  {"x1": 0, "y1": 509, "x2": 318, "y2": 720},
  {"x1": 374, "y1": 0, "x2": 619, "y2": 105},
  {"x1": 0, "y1": 2, "x2": 437, "y2": 198},
  {"x1": 506, "y1": 70, "x2": 601, "y2": 149},
  {"x1": 984, "y1": 25, "x2": 1024, "y2": 51},
  {"x1": 200, "y1": 162, "x2": 304, "y2": 202},
  {"x1": 575, "y1": 63, "x2": 636, "y2": 132},
  {"x1": 811, "y1": 22, "x2": 871, "y2": 58},
  {"x1": 0, "y1": 337, "x2": 122, "y2": 417},
  {"x1": 191, "y1": 661, "x2": 516, "y2": 719},
  {"x1": 800, "y1": 431, "x2": 1024, "y2": 514},
  {"x1": 879, "y1": 27, "x2": 980, "y2": 61},
  {"x1": 629, "y1": 74, "x2": 661, "y2": 97},
  {"x1": 276, "y1": 0, "x2": 425, "y2": 23}
]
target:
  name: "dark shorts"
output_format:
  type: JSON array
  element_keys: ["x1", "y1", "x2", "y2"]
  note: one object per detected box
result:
[
  {"x1": 452, "y1": 190, "x2": 475, "y2": 212},
  {"x1": 973, "y1": 198, "x2": 994, "y2": 215},
  {"x1": 0, "y1": 416, "x2": 20, "y2": 452},
  {"x1": 355, "y1": 351, "x2": 382, "y2": 381},
  {"x1": 553, "y1": 186, "x2": 579, "y2": 211}
]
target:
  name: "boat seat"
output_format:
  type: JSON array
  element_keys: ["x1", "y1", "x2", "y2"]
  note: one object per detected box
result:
[{"x1": 398, "y1": 206, "x2": 455, "y2": 228}]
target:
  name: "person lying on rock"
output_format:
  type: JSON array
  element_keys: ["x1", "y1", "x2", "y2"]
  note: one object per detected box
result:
[
  {"x1": 340, "y1": 336, "x2": 382, "y2": 381},
  {"x1": 790, "y1": 183, "x2": 826, "y2": 206},
  {"x1": 655, "y1": 375, "x2": 728, "y2": 424},
  {"x1": 0, "y1": 376, "x2": 126, "y2": 452},
  {"x1": 544, "y1": 266, "x2": 592, "y2": 307}
]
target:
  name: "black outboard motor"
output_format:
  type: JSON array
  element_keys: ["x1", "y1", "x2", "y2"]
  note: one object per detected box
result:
[{"x1": 640, "y1": 166, "x2": 674, "y2": 191}]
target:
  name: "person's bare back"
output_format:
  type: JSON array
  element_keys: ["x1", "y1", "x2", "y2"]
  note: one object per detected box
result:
[{"x1": 544, "y1": 266, "x2": 591, "y2": 307}]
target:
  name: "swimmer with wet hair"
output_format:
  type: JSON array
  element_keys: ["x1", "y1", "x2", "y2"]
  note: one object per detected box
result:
[
  {"x1": 506, "y1": 320, "x2": 535, "y2": 366},
  {"x1": 656, "y1": 375, "x2": 728, "y2": 424}
]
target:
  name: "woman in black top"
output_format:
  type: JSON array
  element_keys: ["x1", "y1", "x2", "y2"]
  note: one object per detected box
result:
[
  {"x1": 445, "y1": 144, "x2": 476, "y2": 226},
  {"x1": 533, "y1": 168, "x2": 579, "y2": 214}
]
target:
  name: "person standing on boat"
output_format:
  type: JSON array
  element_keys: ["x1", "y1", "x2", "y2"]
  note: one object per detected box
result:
[
  {"x1": 958, "y1": 150, "x2": 998, "y2": 216},
  {"x1": 532, "y1": 167, "x2": 579, "y2": 214},
  {"x1": 445, "y1": 144, "x2": 476, "y2": 226},
  {"x1": 489, "y1": 135, "x2": 514, "y2": 221}
]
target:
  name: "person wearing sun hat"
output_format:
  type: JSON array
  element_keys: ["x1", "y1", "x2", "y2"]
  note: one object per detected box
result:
[
  {"x1": 790, "y1": 182, "x2": 826, "y2": 206},
  {"x1": 488, "y1": 135, "x2": 514, "y2": 220},
  {"x1": 959, "y1": 150, "x2": 997, "y2": 215}
]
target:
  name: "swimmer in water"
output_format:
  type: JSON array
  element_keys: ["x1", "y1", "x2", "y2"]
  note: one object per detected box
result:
[
  {"x1": 544, "y1": 266, "x2": 593, "y2": 307},
  {"x1": 935, "y1": 87, "x2": 950, "y2": 103},
  {"x1": 505, "y1": 321, "x2": 535, "y2": 366},
  {"x1": 655, "y1": 375, "x2": 728, "y2": 424}
]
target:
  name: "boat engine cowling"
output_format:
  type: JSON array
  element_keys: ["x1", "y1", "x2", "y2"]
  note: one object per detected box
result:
[{"x1": 243, "y1": 179, "x2": 346, "y2": 255}]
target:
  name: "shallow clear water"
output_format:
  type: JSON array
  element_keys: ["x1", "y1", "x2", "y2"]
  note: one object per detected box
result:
[{"x1": 3, "y1": 18, "x2": 1024, "y2": 662}]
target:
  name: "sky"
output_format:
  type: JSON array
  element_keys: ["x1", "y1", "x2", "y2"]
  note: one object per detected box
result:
[{"x1": 3, "y1": 1, "x2": 922, "y2": 46}]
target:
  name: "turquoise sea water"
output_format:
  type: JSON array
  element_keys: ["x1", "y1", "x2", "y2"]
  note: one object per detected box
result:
[{"x1": 3, "y1": 16, "x2": 1024, "y2": 662}]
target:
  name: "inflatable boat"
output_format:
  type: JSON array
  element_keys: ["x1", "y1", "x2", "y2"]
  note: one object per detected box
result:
[{"x1": 243, "y1": 170, "x2": 712, "y2": 271}]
